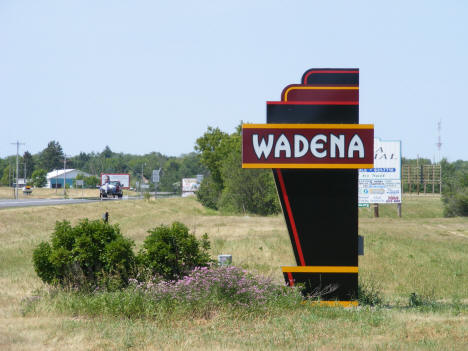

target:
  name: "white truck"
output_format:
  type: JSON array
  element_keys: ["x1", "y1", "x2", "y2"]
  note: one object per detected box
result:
[{"x1": 99, "y1": 181, "x2": 123, "y2": 199}]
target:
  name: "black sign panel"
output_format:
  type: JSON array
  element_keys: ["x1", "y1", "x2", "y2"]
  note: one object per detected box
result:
[{"x1": 268, "y1": 69, "x2": 362, "y2": 305}]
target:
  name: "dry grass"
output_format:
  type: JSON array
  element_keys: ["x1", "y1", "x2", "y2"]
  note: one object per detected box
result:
[{"x1": 0, "y1": 195, "x2": 467, "y2": 350}]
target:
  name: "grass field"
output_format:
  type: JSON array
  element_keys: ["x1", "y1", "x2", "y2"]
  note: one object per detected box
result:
[{"x1": 0, "y1": 195, "x2": 467, "y2": 350}]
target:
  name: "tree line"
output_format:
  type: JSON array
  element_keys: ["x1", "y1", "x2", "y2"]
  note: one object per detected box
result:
[
  {"x1": 401, "y1": 157, "x2": 468, "y2": 216},
  {"x1": 193, "y1": 127, "x2": 468, "y2": 217},
  {"x1": 0, "y1": 141, "x2": 206, "y2": 192},
  {"x1": 1, "y1": 134, "x2": 466, "y2": 217}
]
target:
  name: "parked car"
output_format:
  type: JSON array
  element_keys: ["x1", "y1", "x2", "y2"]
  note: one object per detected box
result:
[{"x1": 22, "y1": 185, "x2": 32, "y2": 195}]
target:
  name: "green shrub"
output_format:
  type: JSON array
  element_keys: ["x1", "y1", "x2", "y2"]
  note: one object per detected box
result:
[
  {"x1": 358, "y1": 280, "x2": 383, "y2": 306},
  {"x1": 32, "y1": 242, "x2": 55, "y2": 283},
  {"x1": 32, "y1": 219, "x2": 135, "y2": 290},
  {"x1": 442, "y1": 188, "x2": 468, "y2": 217},
  {"x1": 408, "y1": 292, "x2": 436, "y2": 307},
  {"x1": 196, "y1": 175, "x2": 221, "y2": 210},
  {"x1": 137, "y1": 222, "x2": 212, "y2": 281}
]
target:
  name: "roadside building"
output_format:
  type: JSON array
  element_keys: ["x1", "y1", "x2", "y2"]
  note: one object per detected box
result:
[
  {"x1": 46, "y1": 169, "x2": 91, "y2": 189},
  {"x1": 13, "y1": 178, "x2": 27, "y2": 188}
]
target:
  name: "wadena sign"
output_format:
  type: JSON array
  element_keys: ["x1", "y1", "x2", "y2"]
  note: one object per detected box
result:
[{"x1": 242, "y1": 69, "x2": 374, "y2": 306}]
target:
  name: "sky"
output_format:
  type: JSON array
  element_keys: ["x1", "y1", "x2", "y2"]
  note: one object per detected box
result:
[{"x1": 1, "y1": 0, "x2": 467, "y2": 161}]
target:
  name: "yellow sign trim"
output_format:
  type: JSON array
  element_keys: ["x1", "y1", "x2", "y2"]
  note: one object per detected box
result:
[
  {"x1": 282, "y1": 266, "x2": 359, "y2": 273},
  {"x1": 243, "y1": 164, "x2": 374, "y2": 169}
]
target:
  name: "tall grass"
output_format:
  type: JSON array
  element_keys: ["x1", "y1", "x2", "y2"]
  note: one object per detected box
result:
[{"x1": 1, "y1": 195, "x2": 467, "y2": 350}]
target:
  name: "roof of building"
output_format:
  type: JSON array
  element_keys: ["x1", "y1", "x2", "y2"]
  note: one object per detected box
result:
[{"x1": 47, "y1": 169, "x2": 91, "y2": 179}]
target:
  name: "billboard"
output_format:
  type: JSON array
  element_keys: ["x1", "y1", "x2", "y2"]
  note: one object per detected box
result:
[
  {"x1": 101, "y1": 173, "x2": 130, "y2": 189},
  {"x1": 181, "y1": 178, "x2": 200, "y2": 197},
  {"x1": 359, "y1": 139, "x2": 401, "y2": 204}
]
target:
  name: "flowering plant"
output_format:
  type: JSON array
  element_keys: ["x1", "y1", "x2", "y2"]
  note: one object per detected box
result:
[{"x1": 130, "y1": 265, "x2": 298, "y2": 307}]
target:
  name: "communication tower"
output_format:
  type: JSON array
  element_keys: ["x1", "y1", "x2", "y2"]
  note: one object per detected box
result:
[{"x1": 436, "y1": 120, "x2": 442, "y2": 164}]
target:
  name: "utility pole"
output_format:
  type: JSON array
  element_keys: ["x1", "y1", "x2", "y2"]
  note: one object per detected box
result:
[
  {"x1": 140, "y1": 163, "x2": 145, "y2": 198},
  {"x1": 9, "y1": 162, "x2": 13, "y2": 197},
  {"x1": 10, "y1": 141, "x2": 25, "y2": 199},
  {"x1": 63, "y1": 155, "x2": 68, "y2": 196}
]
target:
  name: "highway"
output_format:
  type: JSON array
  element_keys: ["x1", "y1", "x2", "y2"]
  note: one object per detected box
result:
[{"x1": 0, "y1": 197, "x2": 122, "y2": 209}]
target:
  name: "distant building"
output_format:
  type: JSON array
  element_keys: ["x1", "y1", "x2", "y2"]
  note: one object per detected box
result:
[
  {"x1": 46, "y1": 169, "x2": 91, "y2": 188},
  {"x1": 13, "y1": 178, "x2": 27, "y2": 188}
]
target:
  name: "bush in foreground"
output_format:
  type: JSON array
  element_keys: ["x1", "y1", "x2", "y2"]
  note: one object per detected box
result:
[
  {"x1": 137, "y1": 222, "x2": 212, "y2": 281},
  {"x1": 33, "y1": 219, "x2": 135, "y2": 290}
]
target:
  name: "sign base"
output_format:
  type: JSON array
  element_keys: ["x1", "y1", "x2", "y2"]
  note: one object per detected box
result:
[{"x1": 282, "y1": 266, "x2": 358, "y2": 301}]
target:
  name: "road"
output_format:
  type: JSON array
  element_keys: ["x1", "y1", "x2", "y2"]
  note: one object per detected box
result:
[
  {"x1": 0, "y1": 197, "x2": 125, "y2": 209},
  {"x1": 0, "y1": 194, "x2": 177, "y2": 209}
]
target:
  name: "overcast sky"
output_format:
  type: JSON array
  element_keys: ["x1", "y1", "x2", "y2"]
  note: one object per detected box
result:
[{"x1": 1, "y1": 1, "x2": 467, "y2": 161}]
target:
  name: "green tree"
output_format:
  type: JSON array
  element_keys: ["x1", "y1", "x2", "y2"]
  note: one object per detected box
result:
[
  {"x1": 38, "y1": 141, "x2": 64, "y2": 171},
  {"x1": 219, "y1": 142, "x2": 280, "y2": 215},
  {"x1": 195, "y1": 127, "x2": 232, "y2": 186},
  {"x1": 101, "y1": 145, "x2": 114, "y2": 159},
  {"x1": 178, "y1": 152, "x2": 206, "y2": 179},
  {"x1": 1, "y1": 164, "x2": 12, "y2": 186},
  {"x1": 440, "y1": 158, "x2": 468, "y2": 217},
  {"x1": 84, "y1": 175, "x2": 100, "y2": 188},
  {"x1": 23, "y1": 151, "x2": 35, "y2": 179},
  {"x1": 195, "y1": 124, "x2": 280, "y2": 215},
  {"x1": 194, "y1": 126, "x2": 239, "y2": 208},
  {"x1": 196, "y1": 175, "x2": 222, "y2": 209},
  {"x1": 159, "y1": 159, "x2": 181, "y2": 192},
  {"x1": 31, "y1": 169, "x2": 47, "y2": 187},
  {"x1": 74, "y1": 174, "x2": 99, "y2": 188}
]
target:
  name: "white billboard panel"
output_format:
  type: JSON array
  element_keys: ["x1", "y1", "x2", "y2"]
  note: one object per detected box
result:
[
  {"x1": 101, "y1": 173, "x2": 130, "y2": 189},
  {"x1": 182, "y1": 178, "x2": 200, "y2": 193},
  {"x1": 359, "y1": 139, "x2": 401, "y2": 204}
]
